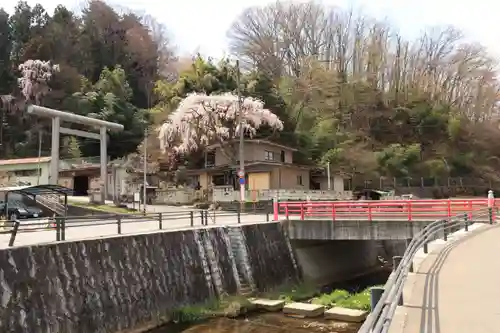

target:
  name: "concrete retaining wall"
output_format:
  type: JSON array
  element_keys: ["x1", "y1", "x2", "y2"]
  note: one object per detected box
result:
[
  {"x1": 0, "y1": 221, "x2": 390, "y2": 333},
  {"x1": 0, "y1": 223, "x2": 300, "y2": 333}
]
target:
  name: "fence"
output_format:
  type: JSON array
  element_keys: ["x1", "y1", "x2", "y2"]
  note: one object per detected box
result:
[
  {"x1": 358, "y1": 207, "x2": 493, "y2": 333},
  {"x1": 153, "y1": 188, "x2": 354, "y2": 205},
  {"x1": 212, "y1": 188, "x2": 353, "y2": 202},
  {"x1": 275, "y1": 199, "x2": 498, "y2": 221},
  {"x1": 59, "y1": 156, "x2": 106, "y2": 171},
  {"x1": 0, "y1": 208, "x2": 273, "y2": 248},
  {"x1": 349, "y1": 176, "x2": 499, "y2": 192}
]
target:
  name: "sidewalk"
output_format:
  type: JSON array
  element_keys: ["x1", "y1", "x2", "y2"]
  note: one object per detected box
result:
[{"x1": 391, "y1": 223, "x2": 500, "y2": 333}]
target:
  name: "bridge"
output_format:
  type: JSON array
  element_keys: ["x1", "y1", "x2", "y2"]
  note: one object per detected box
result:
[
  {"x1": 275, "y1": 199, "x2": 497, "y2": 240},
  {"x1": 275, "y1": 198, "x2": 497, "y2": 221}
]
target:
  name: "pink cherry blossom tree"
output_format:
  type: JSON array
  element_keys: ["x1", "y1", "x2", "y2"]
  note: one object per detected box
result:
[
  {"x1": 158, "y1": 92, "x2": 284, "y2": 163},
  {"x1": 18, "y1": 59, "x2": 60, "y2": 105}
]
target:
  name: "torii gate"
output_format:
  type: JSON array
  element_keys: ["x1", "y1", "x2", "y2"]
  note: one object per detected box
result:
[{"x1": 27, "y1": 105, "x2": 124, "y2": 199}]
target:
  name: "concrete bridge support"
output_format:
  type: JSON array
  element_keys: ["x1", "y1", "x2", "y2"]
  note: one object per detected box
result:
[
  {"x1": 285, "y1": 219, "x2": 441, "y2": 241},
  {"x1": 292, "y1": 239, "x2": 380, "y2": 286}
]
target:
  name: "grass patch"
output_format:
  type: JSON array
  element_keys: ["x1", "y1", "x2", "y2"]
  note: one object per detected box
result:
[
  {"x1": 335, "y1": 287, "x2": 372, "y2": 311},
  {"x1": 69, "y1": 202, "x2": 133, "y2": 214},
  {"x1": 311, "y1": 289, "x2": 350, "y2": 306},
  {"x1": 310, "y1": 286, "x2": 382, "y2": 311},
  {"x1": 262, "y1": 282, "x2": 318, "y2": 303},
  {"x1": 170, "y1": 296, "x2": 253, "y2": 324}
]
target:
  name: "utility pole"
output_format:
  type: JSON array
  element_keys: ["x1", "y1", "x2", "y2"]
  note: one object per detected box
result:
[
  {"x1": 236, "y1": 60, "x2": 245, "y2": 205},
  {"x1": 37, "y1": 128, "x2": 42, "y2": 185},
  {"x1": 143, "y1": 128, "x2": 148, "y2": 214},
  {"x1": 327, "y1": 162, "x2": 331, "y2": 190}
]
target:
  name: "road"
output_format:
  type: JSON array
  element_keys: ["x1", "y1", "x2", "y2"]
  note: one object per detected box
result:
[
  {"x1": 0, "y1": 208, "x2": 271, "y2": 249},
  {"x1": 394, "y1": 223, "x2": 500, "y2": 333}
]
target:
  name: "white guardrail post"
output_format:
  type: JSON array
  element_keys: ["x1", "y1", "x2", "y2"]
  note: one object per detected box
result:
[{"x1": 488, "y1": 189, "x2": 494, "y2": 224}]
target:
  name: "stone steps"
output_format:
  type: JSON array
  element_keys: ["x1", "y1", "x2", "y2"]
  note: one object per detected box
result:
[
  {"x1": 283, "y1": 302, "x2": 325, "y2": 318},
  {"x1": 249, "y1": 299, "x2": 368, "y2": 323},
  {"x1": 227, "y1": 227, "x2": 256, "y2": 294}
]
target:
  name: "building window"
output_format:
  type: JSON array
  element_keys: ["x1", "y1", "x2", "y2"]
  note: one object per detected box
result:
[
  {"x1": 343, "y1": 178, "x2": 352, "y2": 191},
  {"x1": 280, "y1": 150, "x2": 285, "y2": 163},
  {"x1": 14, "y1": 169, "x2": 40, "y2": 177},
  {"x1": 265, "y1": 151, "x2": 275, "y2": 161},
  {"x1": 205, "y1": 150, "x2": 215, "y2": 167},
  {"x1": 297, "y1": 175, "x2": 303, "y2": 185},
  {"x1": 212, "y1": 174, "x2": 226, "y2": 186}
]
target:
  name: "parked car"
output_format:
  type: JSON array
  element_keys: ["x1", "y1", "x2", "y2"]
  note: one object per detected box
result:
[{"x1": 0, "y1": 200, "x2": 43, "y2": 221}]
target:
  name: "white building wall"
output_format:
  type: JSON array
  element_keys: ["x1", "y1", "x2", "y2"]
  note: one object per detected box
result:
[{"x1": 0, "y1": 162, "x2": 51, "y2": 186}]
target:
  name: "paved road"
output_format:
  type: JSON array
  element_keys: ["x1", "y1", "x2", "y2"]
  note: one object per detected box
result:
[
  {"x1": 395, "y1": 223, "x2": 500, "y2": 333},
  {"x1": 0, "y1": 210, "x2": 270, "y2": 249}
]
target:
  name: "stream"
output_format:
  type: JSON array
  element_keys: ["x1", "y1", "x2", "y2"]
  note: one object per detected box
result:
[
  {"x1": 150, "y1": 268, "x2": 391, "y2": 333},
  {"x1": 160, "y1": 314, "x2": 361, "y2": 333}
]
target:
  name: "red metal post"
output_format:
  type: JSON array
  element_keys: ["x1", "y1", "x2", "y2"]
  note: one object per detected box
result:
[
  {"x1": 407, "y1": 201, "x2": 412, "y2": 222},
  {"x1": 331, "y1": 203, "x2": 336, "y2": 221},
  {"x1": 300, "y1": 202, "x2": 305, "y2": 220},
  {"x1": 447, "y1": 200, "x2": 452, "y2": 217},
  {"x1": 368, "y1": 204, "x2": 373, "y2": 221},
  {"x1": 273, "y1": 198, "x2": 279, "y2": 221}
]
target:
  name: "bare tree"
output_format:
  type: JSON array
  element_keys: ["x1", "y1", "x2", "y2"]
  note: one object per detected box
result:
[{"x1": 229, "y1": 1, "x2": 500, "y2": 122}]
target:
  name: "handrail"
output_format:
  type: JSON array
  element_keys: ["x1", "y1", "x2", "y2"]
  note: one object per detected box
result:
[
  {"x1": 276, "y1": 199, "x2": 497, "y2": 221},
  {"x1": 358, "y1": 207, "x2": 493, "y2": 333},
  {"x1": 34, "y1": 193, "x2": 65, "y2": 215}
]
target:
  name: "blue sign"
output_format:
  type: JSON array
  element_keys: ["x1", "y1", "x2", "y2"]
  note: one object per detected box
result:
[{"x1": 239, "y1": 178, "x2": 246, "y2": 185}]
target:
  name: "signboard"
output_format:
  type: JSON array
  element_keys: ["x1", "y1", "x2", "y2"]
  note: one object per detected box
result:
[
  {"x1": 238, "y1": 170, "x2": 245, "y2": 178},
  {"x1": 239, "y1": 178, "x2": 246, "y2": 185},
  {"x1": 133, "y1": 192, "x2": 140, "y2": 202}
]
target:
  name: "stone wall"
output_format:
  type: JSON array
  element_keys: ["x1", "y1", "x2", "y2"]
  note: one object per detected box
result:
[
  {"x1": 241, "y1": 223, "x2": 301, "y2": 291},
  {"x1": 0, "y1": 223, "x2": 300, "y2": 333}
]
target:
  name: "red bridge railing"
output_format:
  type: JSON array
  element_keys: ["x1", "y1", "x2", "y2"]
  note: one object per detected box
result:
[{"x1": 274, "y1": 199, "x2": 498, "y2": 221}]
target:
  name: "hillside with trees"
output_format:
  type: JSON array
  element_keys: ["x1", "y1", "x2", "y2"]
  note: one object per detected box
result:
[{"x1": 1, "y1": 1, "x2": 500, "y2": 189}]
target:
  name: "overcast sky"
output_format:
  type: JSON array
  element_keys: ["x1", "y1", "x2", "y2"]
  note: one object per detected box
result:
[{"x1": 3, "y1": 0, "x2": 500, "y2": 59}]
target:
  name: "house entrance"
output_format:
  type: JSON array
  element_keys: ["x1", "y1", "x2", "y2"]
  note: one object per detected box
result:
[{"x1": 73, "y1": 175, "x2": 89, "y2": 196}]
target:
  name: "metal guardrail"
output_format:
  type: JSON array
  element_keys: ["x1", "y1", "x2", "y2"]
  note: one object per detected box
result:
[
  {"x1": 0, "y1": 207, "x2": 273, "y2": 247},
  {"x1": 358, "y1": 207, "x2": 494, "y2": 333}
]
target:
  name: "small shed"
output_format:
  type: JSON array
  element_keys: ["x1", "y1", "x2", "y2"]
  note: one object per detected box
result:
[{"x1": 1, "y1": 184, "x2": 73, "y2": 217}]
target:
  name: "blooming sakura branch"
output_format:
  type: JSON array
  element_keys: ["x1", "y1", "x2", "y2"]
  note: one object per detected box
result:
[
  {"x1": 18, "y1": 59, "x2": 60, "y2": 104},
  {"x1": 158, "y1": 92, "x2": 284, "y2": 155}
]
